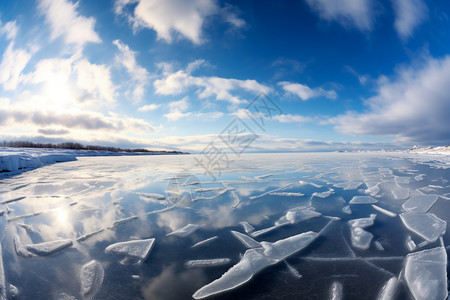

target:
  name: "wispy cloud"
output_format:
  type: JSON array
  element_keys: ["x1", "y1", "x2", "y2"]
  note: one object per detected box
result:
[
  {"x1": 0, "y1": 42, "x2": 31, "y2": 90},
  {"x1": 392, "y1": 0, "x2": 428, "y2": 40},
  {"x1": 305, "y1": 0, "x2": 374, "y2": 31},
  {"x1": 279, "y1": 81, "x2": 337, "y2": 100},
  {"x1": 138, "y1": 104, "x2": 160, "y2": 112},
  {"x1": 333, "y1": 56, "x2": 450, "y2": 145}
]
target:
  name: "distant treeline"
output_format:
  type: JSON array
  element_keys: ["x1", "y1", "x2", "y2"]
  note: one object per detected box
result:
[{"x1": 1, "y1": 141, "x2": 187, "y2": 154}]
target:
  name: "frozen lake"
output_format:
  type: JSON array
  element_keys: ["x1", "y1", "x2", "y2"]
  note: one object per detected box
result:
[{"x1": 0, "y1": 152, "x2": 449, "y2": 299}]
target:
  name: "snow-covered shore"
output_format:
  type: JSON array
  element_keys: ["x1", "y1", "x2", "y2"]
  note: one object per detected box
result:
[
  {"x1": 0, "y1": 147, "x2": 185, "y2": 174},
  {"x1": 408, "y1": 146, "x2": 450, "y2": 155}
]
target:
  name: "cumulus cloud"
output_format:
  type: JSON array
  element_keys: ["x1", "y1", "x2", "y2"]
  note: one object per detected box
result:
[
  {"x1": 38, "y1": 0, "x2": 101, "y2": 47},
  {"x1": 114, "y1": 0, "x2": 244, "y2": 44},
  {"x1": 392, "y1": 0, "x2": 428, "y2": 40},
  {"x1": 279, "y1": 81, "x2": 337, "y2": 100},
  {"x1": 138, "y1": 104, "x2": 160, "y2": 112},
  {"x1": 305, "y1": 0, "x2": 374, "y2": 31},
  {"x1": 154, "y1": 62, "x2": 271, "y2": 105},
  {"x1": 0, "y1": 42, "x2": 31, "y2": 90},
  {"x1": 113, "y1": 40, "x2": 150, "y2": 102},
  {"x1": 333, "y1": 56, "x2": 450, "y2": 145},
  {"x1": 164, "y1": 97, "x2": 191, "y2": 121}
]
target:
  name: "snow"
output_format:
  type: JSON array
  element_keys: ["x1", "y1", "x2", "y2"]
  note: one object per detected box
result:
[
  {"x1": 105, "y1": 238, "x2": 155, "y2": 261},
  {"x1": 185, "y1": 258, "x2": 232, "y2": 268},
  {"x1": 13, "y1": 235, "x2": 35, "y2": 258},
  {"x1": 400, "y1": 213, "x2": 447, "y2": 242},
  {"x1": 26, "y1": 239, "x2": 73, "y2": 256},
  {"x1": 80, "y1": 260, "x2": 104, "y2": 300},
  {"x1": 403, "y1": 247, "x2": 448, "y2": 300}
]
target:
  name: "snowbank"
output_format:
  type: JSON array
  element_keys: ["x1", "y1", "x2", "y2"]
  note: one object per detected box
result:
[
  {"x1": 0, "y1": 148, "x2": 77, "y2": 172},
  {"x1": 409, "y1": 146, "x2": 450, "y2": 155}
]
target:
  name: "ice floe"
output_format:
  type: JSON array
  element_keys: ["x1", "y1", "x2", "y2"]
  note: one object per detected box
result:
[
  {"x1": 192, "y1": 236, "x2": 219, "y2": 248},
  {"x1": 403, "y1": 247, "x2": 448, "y2": 300},
  {"x1": 275, "y1": 206, "x2": 321, "y2": 226},
  {"x1": 349, "y1": 196, "x2": 378, "y2": 204},
  {"x1": 26, "y1": 239, "x2": 73, "y2": 256},
  {"x1": 166, "y1": 224, "x2": 199, "y2": 237},
  {"x1": 80, "y1": 260, "x2": 104, "y2": 300},
  {"x1": 399, "y1": 213, "x2": 446, "y2": 242},
  {"x1": 342, "y1": 205, "x2": 352, "y2": 214},
  {"x1": 185, "y1": 259, "x2": 232, "y2": 268},
  {"x1": 371, "y1": 205, "x2": 397, "y2": 217},
  {"x1": 348, "y1": 214, "x2": 376, "y2": 229},
  {"x1": 391, "y1": 188, "x2": 410, "y2": 200},
  {"x1": 105, "y1": 238, "x2": 155, "y2": 262},
  {"x1": 13, "y1": 235, "x2": 34, "y2": 258},
  {"x1": 402, "y1": 194, "x2": 438, "y2": 213},
  {"x1": 350, "y1": 227, "x2": 373, "y2": 250},
  {"x1": 231, "y1": 231, "x2": 261, "y2": 248}
]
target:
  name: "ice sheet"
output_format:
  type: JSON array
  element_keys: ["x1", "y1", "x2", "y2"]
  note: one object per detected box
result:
[
  {"x1": 80, "y1": 260, "x2": 104, "y2": 300},
  {"x1": 349, "y1": 196, "x2": 378, "y2": 204},
  {"x1": 402, "y1": 194, "x2": 439, "y2": 213},
  {"x1": 403, "y1": 247, "x2": 448, "y2": 300},
  {"x1": 105, "y1": 238, "x2": 155, "y2": 261},
  {"x1": 26, "y1": 239, "x2": 73, "y2": 256},
  {"x1": 400, "y1": 213, "x2": 447, "y2": 242}
]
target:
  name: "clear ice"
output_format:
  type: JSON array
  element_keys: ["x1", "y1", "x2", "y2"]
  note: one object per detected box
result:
[
  {"x1": 400, "y1": 213, "x2": 447, "y2": 242},
  {"x1": 402, "y1": 194, "x2": 439, "y2": 213}
]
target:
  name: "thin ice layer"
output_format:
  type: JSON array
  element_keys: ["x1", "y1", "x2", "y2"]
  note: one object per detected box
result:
[
  {"x1": 349, "y1": 196, "x2": 378, "y2": 204},
  {"x1": 399, "y1": 213, "x2": 447, "y2": 242},
  {"x1": 80, "y1": 260, "x2": 104, "y2": 300},
  {"x1": 350, "y1": 227, "x2": 373, "y2": 250},
  {"x1": 404, "y1": 247, "x2": 448, "y2": 300},
  {"x1": 105, "y1": 238, "x2": 155, "y2": 261},
  {"x1": 166, "y1": 224, "x2": 199, "y2": 237},
  {"x1": 185, "y1": 258, "x2": 232, "y2": 268},
  {"x1": 402, "y1": 194, "x2": 439, "y2": 213},
  {"x1": 193, "y1": 231, "x2": 318, "y2": 299},
  {"x1": 26, "y1": 239, "x2": 73, "y2": 256}
]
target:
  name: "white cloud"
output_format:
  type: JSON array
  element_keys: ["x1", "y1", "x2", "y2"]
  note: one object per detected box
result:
[
  {"x1": 38, "y1": 0, "x2": 101, "y2": 47},
  {"x1": 164, "y1": 97, "x2": 191, "y2": 121},
  {"x1": 138, "y1": 104, "x2": 160, "y2": 112},
  {"x1": 392, "y1": 0, "x2": 428, "y2": 40},
  {"x1": 114, "y1": 0, "x2": 244, "y2": 44},
  {"x1": 0, "y1": 42, "x2": 31, "y2": 90},
  {"x1": 279, "y1": 81, "x2": 337, "y2": 100},
  {"x1": 274, "y1": 114, "x2": 313, "y2": 123},
  {"x1": 113, "y1": 40, "x2": 150, "y2": 103},
  {"x1": 154, "y1": 62, "x2": 271, "y2": 105},
  {"x1": 333, "y1": 56, "x2": 450, "y2": 145},
  {"x1": 305, "y1": 0, "x2": 374, "y2": 31},
  {"x1": 0, "y1": 20, "x2": 18, "y2": 40}
]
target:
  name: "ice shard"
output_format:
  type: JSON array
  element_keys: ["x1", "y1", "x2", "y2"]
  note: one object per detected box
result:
[
  {"x1": 193, "y1": 231, "x2": 318, "y2": 299},
  {"x1": 392, "y1": 188, "x2": 410, "y2": 200},
  {"x1": 400, "y1": 213, "x2": 446, "y2": 242},
  {"x1": 26, "y1": 239, "x2": 73, "y2": 256},
  {"x1": 185, "y1": 259, "x2": 232, "y2": 268},
  {"x1": 371, "y1": 205, "x2": 397, "y2": 217},
  {"x1": 14, "y1": 235, "x2": 34, "y2": 258},
  {"x1": 403, "y1": 247, "x2": 448, "y2": 300},
  {"x1": 349, "y1": 196, "x2": 377, "y2": 204},
  {"x1": 239, "y1": 222, "x2": 255, "y2": 234},
  {"x1": 166, "y1": 224, "x2": 199, "y2": 237},
  {"x1": 348, "y1": 214, "x2": 376, "y2": 229},
  {"x1": 231, "y1": 231, "x2": 261, "y2": 249},
  {"x1": 192, "y1": 236, "x2": 218, "y2": 248},
  {"x1": 275, "y1": 207, "x2": 321, "y2": 226},
  {"x1": 105, "y1": 238, "x2": 155, "y2": 261},
  {"x1": 402, "y1": 194, "x2": 439, "y2": 213},
  {"x1": 377, "y1": 277, "x2": 398, "y2": 300},
  {"x1": 350, "y1": 227, "x2": 373, "y2": 250},
  {"x1": 80, "y1": 260, "x2": 104, "y2": 300}
]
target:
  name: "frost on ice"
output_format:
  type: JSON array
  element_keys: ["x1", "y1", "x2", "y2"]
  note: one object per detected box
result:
[
  {"x1": 403, "y1": 247, "x2": 448, "y2": 300},
  {"x1": 26, "y1": 239, "x2": 73, "y2": 256},
  {"x1": 399, "y1": 213, "x2": 447, "y2": 242},
  {"x1": 80, "y1": 260, "x2": 104, "y2": 300},
  {"x1": 193, "y1": 231, "x2": 318, "y2": 299},
  {"x1": 105, "y1": 238, "x2": 155, "y2": 262},
  {"x1": 166, "y1": 224, "x2": 199, "y2": 237}
]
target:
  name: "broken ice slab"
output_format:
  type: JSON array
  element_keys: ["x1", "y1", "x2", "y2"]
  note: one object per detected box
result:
[
  {"x1": 80, "y1": 260, "x2": 104, "y2": 300},
  {"x1": 193, "y1": 231, "x2": 318, "y2": 299},
  {"x1": 17, "y1": 223, "x2": 34, "y2": 232},
  {"x1": 312, "y1": 189, "x2": 334, "y2": 198},
  {"x1": 343, "y1": 182, "x2": 363, "y2": 190},
  {"x1": 377, "y1": 277, "x2": 398, "y2": 300},
  {"x1": 192, "y1": 236, "x2": 219, "y2": 248},
  {"x1": 349, "y1": 196, "x2": 378, "y2": 204},
  {"x1": 414, "y1": 174, "x2": 424, "y2": 181},
  {"x1": 330, "y1": 281, "x2": 343, "y2": 300},
  {"x1": 185, "y1": 258, "x2": 232, "y2": 268},
  {"x1": 166, "y1": 224, "x2": 200, "y2": 237},
  {"x1": 350, "y1": 227, "x2": 373, "y2": 250},
  {"x1": 404, "y1": 247, "x2": 448, "y2": 300},
  {"x1": 348, "y1": 214, "x2": 376, "y2": 229},
  {"x1": 105, "y1": 238, "x2": 155, "y2": 261},
  {"x1": 391, "y1": 188, "x2": 410, "y2": 200},
  {"x1": 365, "y1": 185, "x2": 380, "y2": 196},
  {"x1": 0, "y1": 196, "x2": 26, "y2": 205},
  {"x1": 239, "y1": 222, "x2": 255, "y2": 234},
  {"x1": 402, "y1": 194, "x2": 439, "y2": 213},
  {"x1": 76, "y1": 229, "x2": 105, "y2": 242},
  {"x1": 342, "y1": 205, "x2": 352, "y2": 214},
  {"x1": 394, "y1": 176, "x2": 410, "y2": 185},
  {"x1": 230, "y1": 190, "x2": 240, "y2": 208},
  {"x1": 405, "y1": 236, "x2": 417, "y2": 252},
  {"x1": 275, "y1": 206, "x2": 321, "y2": 227},
  {"x1": 26, "y1": 239, "x2": 73, "y2": 256},
  {"x1": 400, "y1": 213, "x2": 447, "y2": 242},
  {"x1": 371, "y1": 205, "x2": 397, "y2": 217},
  {"x1": 268, "y1": 192, "x2": 305, "y2": 197},
  {"x1": 14, "y1": 235, "x2": 35, "y2": 258},
  {"x1": 231, "y1": 231, "x2": 261, "y2": 249},
  {"x1": 250, "y1": 226, "x2": 278, "y2": 238}
]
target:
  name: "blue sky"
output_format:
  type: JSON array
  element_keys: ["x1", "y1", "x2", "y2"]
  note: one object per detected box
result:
[{"x1": 0, "y1": 0, "x2": 449, "y2": 152}]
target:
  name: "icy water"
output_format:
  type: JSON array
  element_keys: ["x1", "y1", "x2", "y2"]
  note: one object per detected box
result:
[{"x1": 0, "y1": 152, "x2": 449, "y2": 299}]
